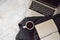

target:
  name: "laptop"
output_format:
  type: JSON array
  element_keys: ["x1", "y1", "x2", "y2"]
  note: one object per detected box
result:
[{"x1": 29, "y1": 0, "x2": 59, "y2": 16}]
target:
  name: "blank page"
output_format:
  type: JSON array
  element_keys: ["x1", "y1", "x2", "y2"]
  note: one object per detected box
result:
[{"x1": 35, "y1": 19, "x2": 59, "y2": 39}]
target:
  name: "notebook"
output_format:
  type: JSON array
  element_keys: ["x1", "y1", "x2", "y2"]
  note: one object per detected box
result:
[{"x1": 35, "y1": 19, "x2": 60, "y2": 40}]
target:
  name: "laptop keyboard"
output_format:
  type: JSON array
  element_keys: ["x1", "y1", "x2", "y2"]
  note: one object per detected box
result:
[{"x1": 29, "y1": 1, "x2": 55, "y2": 16}]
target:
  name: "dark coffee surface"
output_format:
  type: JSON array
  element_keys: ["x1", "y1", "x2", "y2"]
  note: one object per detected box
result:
[{"x1": 27, "y1": 22, "x2": 33, "y2": 29}]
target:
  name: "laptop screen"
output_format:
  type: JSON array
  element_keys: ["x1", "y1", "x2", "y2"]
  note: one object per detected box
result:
[{"x1": 36, "y1": 0, "x2": 59, "y2": 7}]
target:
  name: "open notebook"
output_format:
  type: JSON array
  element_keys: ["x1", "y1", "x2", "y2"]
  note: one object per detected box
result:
[{"x1": 35, "y1": 19, "x2": 60, "y2": 40}]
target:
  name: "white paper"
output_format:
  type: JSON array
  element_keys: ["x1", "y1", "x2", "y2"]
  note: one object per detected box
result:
[{"x1": 35, "y1": 19, "x2": 59, "y2": 39}]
